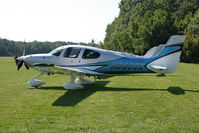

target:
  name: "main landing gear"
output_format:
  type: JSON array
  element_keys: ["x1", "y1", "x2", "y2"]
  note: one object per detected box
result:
[{"x1": 64, "y1": 73, "x2": 93, "y2": 90}]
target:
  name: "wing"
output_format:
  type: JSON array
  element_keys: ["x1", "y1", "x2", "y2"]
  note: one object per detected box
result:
[
  {"x1": 32, "y1": 63, "x2": 103, "y2": 75},
  {"x1": 55, "y1": 66, "x2": 103, "y2": 75}
]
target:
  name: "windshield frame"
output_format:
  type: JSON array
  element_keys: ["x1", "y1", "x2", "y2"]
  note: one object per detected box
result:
[{"x1": 50, "y1": 47, "x2": 64, "y2": 56}]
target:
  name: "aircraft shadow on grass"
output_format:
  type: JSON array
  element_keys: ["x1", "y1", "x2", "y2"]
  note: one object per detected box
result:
[{"x1": 34, "y1": 81, "x2": 199, "y2": 107}]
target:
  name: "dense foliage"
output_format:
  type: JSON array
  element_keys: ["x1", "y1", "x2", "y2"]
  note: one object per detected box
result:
[
  {"x1": 182, "y1": 9, "x2": 199, "y2": 62},
  {"x1": 104, "y1": 0, "x2": 199, "y2": 62}
]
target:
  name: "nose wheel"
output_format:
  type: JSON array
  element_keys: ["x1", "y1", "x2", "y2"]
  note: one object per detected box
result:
[{"x1": 28, "y1": 73, "x2": 46, "y2": 88}]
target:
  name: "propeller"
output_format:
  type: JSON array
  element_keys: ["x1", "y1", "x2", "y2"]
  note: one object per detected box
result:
[
  {"x1": 14, "y1": 56, "x2": 29, "y2": 71},
  {"x1": 14, "y1": 56, "x2": 29, "y2": 70},
  {"x1": 14, "y1": 46, "x2": 29, "y2": 70}
]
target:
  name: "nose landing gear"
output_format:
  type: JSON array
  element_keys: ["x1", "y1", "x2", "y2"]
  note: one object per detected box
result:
[{"x1": 28, "y1": 73, "x2": 46, "y2": 88}]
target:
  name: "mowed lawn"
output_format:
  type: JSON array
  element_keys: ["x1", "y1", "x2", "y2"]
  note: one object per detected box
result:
[{"x1": 0, "y1": 57, "x2": 199, "y2": 133}]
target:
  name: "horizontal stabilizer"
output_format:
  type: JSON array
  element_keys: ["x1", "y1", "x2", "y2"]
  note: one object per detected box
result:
[{"x1": 147, "y1": 65, "x2": 167, "y2": 73}]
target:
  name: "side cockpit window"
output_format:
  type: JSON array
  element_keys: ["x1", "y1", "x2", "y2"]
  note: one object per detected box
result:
[
  {"x1": 63, "y1": 47, "x2": 81, "y2": 58},
  {"x1": 51, "y1": 49, "x2": 62, "y2": 56},
  {"x1": 82, "y1": 49, "x2": 100, "y2": 59}
]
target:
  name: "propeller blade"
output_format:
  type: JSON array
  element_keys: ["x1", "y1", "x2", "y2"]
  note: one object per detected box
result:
[
  {"x1": 17, "y1": 60, "x2": 24, "y2": 70},
  {"x1": 23, "y1": 47, "x2": 25, "y2": 56},
  {"x1": 24, "y1": 63, "x2": 29, "y2": 70}
]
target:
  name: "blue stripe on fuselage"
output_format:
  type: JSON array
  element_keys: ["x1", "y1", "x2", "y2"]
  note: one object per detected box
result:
[{"x1": 95, "y1": 57, "x2": 151, "y2": 74}]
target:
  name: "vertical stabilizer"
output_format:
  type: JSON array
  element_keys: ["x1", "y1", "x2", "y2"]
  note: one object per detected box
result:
[{"x1": 146, "y1": 35, "x2": 186, "y2": 73}]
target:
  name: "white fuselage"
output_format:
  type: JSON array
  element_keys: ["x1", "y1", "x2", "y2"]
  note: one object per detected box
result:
[{"x1": 18, "y1": 45, "x2": 123, "y2": 72}]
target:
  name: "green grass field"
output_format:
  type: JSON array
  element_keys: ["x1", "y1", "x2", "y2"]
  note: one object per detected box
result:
[{"x1": 0, "y1": 57, "x2": 199, "y2": 133}]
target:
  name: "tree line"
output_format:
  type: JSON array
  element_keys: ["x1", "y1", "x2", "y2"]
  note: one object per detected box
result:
[
  {"x1": 103, "y1": 0, "x2": 199, "y2": 63},
  {"x1": 0, "y1": 39, "x2": 99, "y2": 56}
]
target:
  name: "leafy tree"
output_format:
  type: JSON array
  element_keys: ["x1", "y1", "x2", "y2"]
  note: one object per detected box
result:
[
  {"x1": 182, "y1": 9, "x2": 199, "y2": 62},
  {"x1": 104, "y1": 0, "x2": 199, "y2": 62}
]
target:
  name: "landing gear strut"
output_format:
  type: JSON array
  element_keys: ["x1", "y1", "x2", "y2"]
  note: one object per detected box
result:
[{"x1": 28, "y1": 73, "x2": 46, "y2": 88}]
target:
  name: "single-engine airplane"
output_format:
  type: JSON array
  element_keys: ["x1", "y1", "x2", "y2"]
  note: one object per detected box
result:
[{"x1": 14, "y1": 35, "x2": 185, "y2": 90}]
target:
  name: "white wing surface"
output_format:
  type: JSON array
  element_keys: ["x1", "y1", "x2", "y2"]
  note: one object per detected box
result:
[{"x1": 55, "y1": 66, "x2": 103, "y2": 75}]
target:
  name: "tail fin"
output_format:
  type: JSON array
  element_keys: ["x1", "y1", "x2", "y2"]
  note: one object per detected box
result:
[{"x1": 146, "y1": 35, "x2": 186, "y2": 74}]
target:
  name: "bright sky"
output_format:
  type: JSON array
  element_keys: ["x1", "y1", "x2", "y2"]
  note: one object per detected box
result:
[{"x1": 0, "y1": 0, "x2": 120, "y2": 43}]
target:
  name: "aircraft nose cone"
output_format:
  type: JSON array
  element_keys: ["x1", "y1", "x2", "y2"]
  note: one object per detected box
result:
[
  {"x1": 16, "y1": 56, "x2": 24, "y2": 61},
  {"x1": 17, "y1": 56, "x2": 30, "y2": 62}
]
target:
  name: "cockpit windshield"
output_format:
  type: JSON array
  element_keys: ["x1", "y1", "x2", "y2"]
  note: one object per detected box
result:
[{"x1": 50, "y1": 47, "x2": 63, "y2": 56}]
